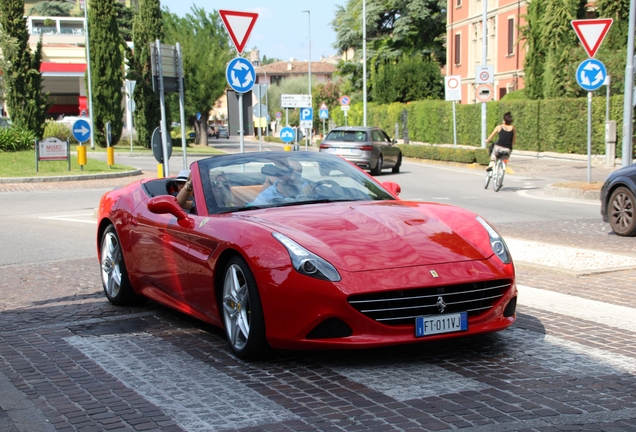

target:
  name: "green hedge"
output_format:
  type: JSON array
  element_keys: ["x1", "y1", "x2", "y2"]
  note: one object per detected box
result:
[
  {"x1": 332, "y1": 95, "x2": 629, "y2": 157},
  {"x1": 398, "y1": 144, "x2": 491, "y2": 165}
]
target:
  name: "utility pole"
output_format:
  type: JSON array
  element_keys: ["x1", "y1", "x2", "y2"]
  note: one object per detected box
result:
[
  {"x1": 622, "y1": 0, "x2": 635, "y2": 166},
  {"x1": 303, "y1": 10, "x2": 312, "y2": 150},
  {"x1": 481, "y1": 0, "x2": 487, "y2": 148},
  {"x1": 84, "y1": 1, "x2": 95, "y2": 149},
  {"x1": 363, "y1": 0, "x2": 367, "y2": 126}
]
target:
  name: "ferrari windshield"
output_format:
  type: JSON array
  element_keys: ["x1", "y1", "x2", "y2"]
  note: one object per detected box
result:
[{"x1": 197, "y1": 151, "x2": 396, "y2": 213}]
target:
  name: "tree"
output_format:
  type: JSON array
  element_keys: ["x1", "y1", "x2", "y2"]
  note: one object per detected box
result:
[
  {"x1": 0, "y1": 0, "x2": 50, "y2": 137},
  {"x1": 372, "y1": 55, "x2": 443, "y2": 103},
  {"x1": 113, "y1": 1, "x2": 134, "y2": 42},
  {"x1": 29, "y1": 1, "x2": 73, "y2": 16},
  {"x1": 331, "y1": 0, "x2": 446, "y2": 102},
  {"x1": 130, "y1": 0, "x2": 163, "y2": 148},
  {"x1": 163, "y1": 6, "x2": 231, "y2": 145},
  {"x1": 88, "y1": 0, "x2": 124, "y2": 147}
]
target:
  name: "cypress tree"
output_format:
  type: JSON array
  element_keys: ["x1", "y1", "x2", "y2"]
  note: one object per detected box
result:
[
  {"x1": 131, "y1": 0, "x2": 163, "y2": 148},
  {"x1": 88, "y1": 0, "x2": 124, "y2": 147},
  {"x1": 0, "y1": 0, "x2": 49, "y2": 136}
]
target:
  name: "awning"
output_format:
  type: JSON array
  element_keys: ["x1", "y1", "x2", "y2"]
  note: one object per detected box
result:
[{"x1": 40, "y1": 62, "x2": 86, "y2": 77}]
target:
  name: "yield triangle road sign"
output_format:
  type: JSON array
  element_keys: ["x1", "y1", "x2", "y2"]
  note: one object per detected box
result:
[
  {"x1": 219, "y1": 10, "x2": 258, "y2": 54},
  {"x1": 571, "y1": 18, "x2": 613, "y2": 58}
]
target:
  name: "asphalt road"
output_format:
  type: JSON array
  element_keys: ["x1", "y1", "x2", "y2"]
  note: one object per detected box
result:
[{"x1": 1, "y1": 144, "x2": 636, "y2": 431}]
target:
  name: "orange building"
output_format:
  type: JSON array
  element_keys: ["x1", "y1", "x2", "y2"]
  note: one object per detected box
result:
[{"x1": 446, "y1": 0, "x2": 528, "y2": 104}]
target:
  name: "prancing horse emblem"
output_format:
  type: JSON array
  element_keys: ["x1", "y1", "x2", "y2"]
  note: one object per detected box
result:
[
  {"x1": 430, "y1": 270, "x2": 439, "y2": 278},
  {"x1": 436, "y1": 296, "x2": 446, "y2": 313}
]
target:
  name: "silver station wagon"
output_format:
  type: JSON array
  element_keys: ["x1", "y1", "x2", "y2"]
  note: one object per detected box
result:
[{"x1": 319, "y1": 126, "x2": 402, "y2": 175}]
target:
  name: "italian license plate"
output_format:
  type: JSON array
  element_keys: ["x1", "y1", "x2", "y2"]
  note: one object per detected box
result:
[
  {"x1": 336, "y1": 148, "x2": 354, "y2": 154},
  {"x1": 415, "y1": 312, "x2": 468, "y2": 337}
]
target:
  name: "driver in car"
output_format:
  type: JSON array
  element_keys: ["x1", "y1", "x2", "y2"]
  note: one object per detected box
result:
[{"x1": 253, "y1": 160, "x2": 314, "y2": 205}]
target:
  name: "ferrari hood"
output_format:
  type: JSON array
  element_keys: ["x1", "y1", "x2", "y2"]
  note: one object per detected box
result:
[{"x1": 244, "y1": 201, "x2": 491, "y2": 272}]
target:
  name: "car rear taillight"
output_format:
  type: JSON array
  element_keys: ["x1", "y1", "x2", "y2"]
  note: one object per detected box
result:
[
  {"x1": 356, "y1": 145, "x2": 373, "y2": 151},
  {"x1": 319, "y1": 143, "x2": 332, "y2": 149}
]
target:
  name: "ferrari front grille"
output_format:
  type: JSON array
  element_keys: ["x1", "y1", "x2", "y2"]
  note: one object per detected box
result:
[{"x1": 347, "y1": 279, "x2": 512, "y2": 326}]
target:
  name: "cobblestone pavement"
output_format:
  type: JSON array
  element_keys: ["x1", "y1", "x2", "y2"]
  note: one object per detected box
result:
[{"x1": 2, "y1": 160, "x2": 636, "y2": 431}]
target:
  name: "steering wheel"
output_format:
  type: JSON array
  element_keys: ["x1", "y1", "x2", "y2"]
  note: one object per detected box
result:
[{"x1": 312, "y1": 180, "x2": 346, "y2": 199}]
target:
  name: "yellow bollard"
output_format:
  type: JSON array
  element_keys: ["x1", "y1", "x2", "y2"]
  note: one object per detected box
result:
[
  {"x1": 106, "y1": 147, "x2": 114, "y2": 166},
  {"x1": 157, "y1": 164, "x2": 164, "y2": 178},
  {"x1": 284, "y1": 145, "x2": 291, "y2": 152},
  {"x1": 77, "y1": 145, "x2": 87, "y2": 166}
]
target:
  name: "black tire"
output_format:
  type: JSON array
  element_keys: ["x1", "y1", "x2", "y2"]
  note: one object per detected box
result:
[
  {"x1": 608, "y1": 186, "x2": 636, "y2": 236},
  {"x1": 484, "y1": 170, "x2": 492, "y2": 189},
  {"x1": 370, "y1": 154, "x2": 383, "y2": 176},
  {"x1": 493, "y1": 160, "x2": 505, "y2": 192},
  {"x1": 392, "y1": 153, "x2": 402, "y2": 173},
  {"x1": 100, "y1": 225, "x2": 141, "y2": 306},
  {"x1": 222, "y1": 256, "x2": 271, "y2": 359}
]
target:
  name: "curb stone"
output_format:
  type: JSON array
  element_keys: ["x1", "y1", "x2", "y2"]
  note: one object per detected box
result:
[
  {"x1": 543, "y1": 183, "x2": 601, "y2": 200},
  {"x1": 0, "y1": 169, "x2": 142, "y2": 184}
]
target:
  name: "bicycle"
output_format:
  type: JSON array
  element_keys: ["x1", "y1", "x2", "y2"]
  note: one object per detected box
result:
[{"x1": 484, "y1": 150, "x2": 509, "y2": 192}]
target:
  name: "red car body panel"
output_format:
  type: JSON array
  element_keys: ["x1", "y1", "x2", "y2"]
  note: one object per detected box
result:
[{"x1": 97, "y1": 153, "x2": 516, "y2": 353}]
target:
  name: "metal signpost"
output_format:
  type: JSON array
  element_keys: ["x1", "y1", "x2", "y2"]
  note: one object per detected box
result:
[
  {"x1": 72, "y1": 119, "x2": 91, "y2": 171},
  {"x1": 124, "y1": 80, "x2": 136, "y2": 153},
  {"x1": 219, "y1": 10, "x2": 259, "y2": 154},
  {"x1": 339, "y1": 95, "x2": 350, "y2": 126},
  {"x1": 319, "y1": 102, "x2": 329, "y2": 138},
  {"x1": 572, "y1": 18, "x2": 613, "y2": 181},
  {"x1": 444, "y1": 76, "x2": 462, "y2": 146},
  {"x1": 475, "y1": 65, "x2": 494, "y2": 148},
  {"x1": 280, "y1": 126, "x2": 295, "y2": 151},
  {"x1": 253, "y1": 84, "x2": 268, "y2": 151},
  {"x1": 150, "y1": 41, "x2": 187, "y2": 175},
  {"x1": 300, "y1": 108, "x2": 313, "y2": 151}
]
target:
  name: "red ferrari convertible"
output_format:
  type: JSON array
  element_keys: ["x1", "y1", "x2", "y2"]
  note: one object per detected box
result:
[{"x1": 97, "y1": 151, "x2": 516, "y2": 359}]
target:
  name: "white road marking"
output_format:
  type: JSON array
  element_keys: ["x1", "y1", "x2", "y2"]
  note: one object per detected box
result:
[
  {"x1": 516, "y1": 189, "x2": 599, "y2": 205},
  {"x1": 518, "y1": 284, "x2": 636, "y2": 334},
  {"x1": 39, "y1": 213, "x2": 96, "y2": 224},
  {"x1": 66, "y1": 333, "x2": 298, "y2": 431},
  {"x1": 506, "y1": 238, "x2": 636, "y2": 272}
]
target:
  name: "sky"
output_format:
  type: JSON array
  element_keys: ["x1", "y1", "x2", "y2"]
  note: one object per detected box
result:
[{"x1": 159, "y1": 0, "x2": 347, "y2": 62}]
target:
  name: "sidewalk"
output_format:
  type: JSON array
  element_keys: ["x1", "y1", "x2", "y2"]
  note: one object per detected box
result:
[{"x1": 0, "y1": 138, "x2": 623, "y2": 200}]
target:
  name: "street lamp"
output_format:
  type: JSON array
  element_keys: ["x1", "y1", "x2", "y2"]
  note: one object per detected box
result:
[
  {"x1": 363, "y1": 0, "x2": 367, "y2": 126},
  {"x1": 303, "y1": 10, "x2": 311, "y2": 149},
  {"x1": 83, "y1": 0, "x2": 95, "y2": 149}
]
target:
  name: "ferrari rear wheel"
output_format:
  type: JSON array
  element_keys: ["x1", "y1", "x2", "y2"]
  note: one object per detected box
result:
[
  {"x1": 100, "y1": 225, "x2": 140, "y2": 306},
  {"x1": 609, "y1": 187, "x2": 636, "y2": 236},
  {"x1": 222, "y1": 256, "x2": 270, "y2": 359}
]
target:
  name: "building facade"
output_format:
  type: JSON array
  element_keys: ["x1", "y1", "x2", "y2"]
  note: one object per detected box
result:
[
  {"x1": 446, "y1": 0, "x2": 528, "y2": 104},
  {"x1": 22, "y1": 0, "x2": 138, "y2": 118}
]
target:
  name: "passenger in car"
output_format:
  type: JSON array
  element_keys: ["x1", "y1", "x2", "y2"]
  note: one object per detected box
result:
[
  {"x1": 176, "y1": 170, "x2": 195, "y2": 212},
  {"x1": 209, "y1": 170, "x2": 236, "y2": 208},
  {"x1": 253, "y1": 161, "x2": 313, "y2": 205}
]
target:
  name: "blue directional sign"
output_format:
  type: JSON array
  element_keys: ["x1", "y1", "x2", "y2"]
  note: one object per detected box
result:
[
  {"x1": 300, "y1": 108, "x2": 313, "y2": 121},
  {"x1": 319, "y1": 109, "x2": 329, "y2": 119},
  {"x1": 72, "y1": 119, "x2": 91, "y2": 143},
  {"x1": 576, "y1": 58, "x2": 606, "y2": 91},
  {"x1": 226, "y1": 57, "x2": 255, "y2": 93},
  {"x1": 280, "y1": 126, "x2": 295, "y2": 143}
]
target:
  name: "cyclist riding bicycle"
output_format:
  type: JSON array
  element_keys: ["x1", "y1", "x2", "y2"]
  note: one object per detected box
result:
[{"x1": 485, "y1": 112, "x2": 515, "y2": 172}]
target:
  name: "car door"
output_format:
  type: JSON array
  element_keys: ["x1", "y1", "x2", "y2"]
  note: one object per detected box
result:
[
  {"x1": 380, "y1": 129, "x2": 400, "y2": 166},
  {"x1": 129, "y1": 202, "x2": 192, "y2": 302},
  {"x1": 372, "y1": 129, "x2": 396, "y2": 167}
]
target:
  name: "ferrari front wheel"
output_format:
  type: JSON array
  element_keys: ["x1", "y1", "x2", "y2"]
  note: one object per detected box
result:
[
  {"x1": 100, "y1": 225, "x2": 140, "y2": 306},
  {"x1": 222, "y1": 256, "x2": 271, "y2": 359}
]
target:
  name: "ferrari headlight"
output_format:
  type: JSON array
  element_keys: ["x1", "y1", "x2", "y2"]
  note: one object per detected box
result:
[
  {"x1": 272, "y1": 232, "x2": 341, "y2": 281},
  {"x1": 476, "y1": 216, "x2": 511, "y2": 264}
]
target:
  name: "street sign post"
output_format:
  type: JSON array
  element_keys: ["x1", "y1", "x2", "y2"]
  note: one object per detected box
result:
[
  {"x1": 281, "y1": 94, "x2": 312, "y2": 108},
  {"x1": 300, "y1": 107, "x2": 313, "y2": 129},
  {"x1": 475, "y1": 65, "x2": 494, "y2": 84},
  {"x1": 444, "y1": 76, "x2": 462, "y2": 146},
  {"x1": 571, "y1": 18, "x2": 613, "y2": 58},
  {"x1": 226, "y1": 57, "x2": 255, "y2": 153},
  {"x1": 219, "y1": 10, "x2": 258, "y2": 54},
  {"x1": 572, "y1": 18, "x2": 613, "y2": 181},
  {"x1": 280, "y1": 126, "x2": 295, "y2": 143},
  {"x1": 72, "y1": 119, "x2": 91, "y2": 144}
]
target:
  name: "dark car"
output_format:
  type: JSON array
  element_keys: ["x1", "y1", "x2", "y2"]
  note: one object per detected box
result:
[
  {"x1": 319, "y1": 126, "x2": 402, "y2": 175},
  {"x1": 600, "y1": 163, "x2": 636, "y2": 236},
  {"x1": 216, "y1": 127, "x2": 229, "y2": 139}
]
